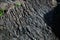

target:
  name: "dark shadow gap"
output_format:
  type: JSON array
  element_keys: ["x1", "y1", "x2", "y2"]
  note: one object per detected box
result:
[{"x1": 44, "y1": 4, "x2": 60, "y2": 39}]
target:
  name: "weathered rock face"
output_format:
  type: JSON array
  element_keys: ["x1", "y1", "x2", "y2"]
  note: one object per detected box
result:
[
  {"x1": 0, "y1": 0, "x2": 59, "y2": 40},
  {"x1": 0, "y1": 0, "x2": 15, "y2": 2}
]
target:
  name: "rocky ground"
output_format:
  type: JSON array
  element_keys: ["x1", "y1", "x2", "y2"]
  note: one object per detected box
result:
[{"x1": 0, "y1": 0, "x2": 59, "y2": 40}]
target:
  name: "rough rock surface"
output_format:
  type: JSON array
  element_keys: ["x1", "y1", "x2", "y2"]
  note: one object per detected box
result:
[{"x1": 0, "y1": 0, "x2": 59, "y2": 40}]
